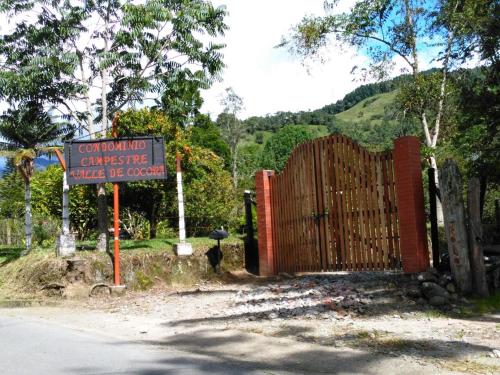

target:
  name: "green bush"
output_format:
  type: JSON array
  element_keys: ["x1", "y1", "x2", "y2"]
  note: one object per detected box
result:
[{"x1": 259, "y1": 126, "x2": 314, "y2": 172}]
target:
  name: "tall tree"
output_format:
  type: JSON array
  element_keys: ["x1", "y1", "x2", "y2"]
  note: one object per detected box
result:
[
  {"x1": 0, "y1": 0, "x2": 228, "y2": 250},
  {"x1": 217, "y1": 87, "x2": 245, "y2": 188},
  {"x1": 0, "y1": 103, "x2": 73, "y2": 254},
  {"x1": 279, "y1": 0, "x2": 465, "y2": 223}
]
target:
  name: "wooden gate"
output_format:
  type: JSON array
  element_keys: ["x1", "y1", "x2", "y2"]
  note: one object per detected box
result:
[{"x1": 268, "y1": 135, "x2": 401, "y2": 273}]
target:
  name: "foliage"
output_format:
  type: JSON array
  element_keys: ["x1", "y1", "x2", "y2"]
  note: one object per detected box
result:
[
  {"x1": 160, "y1": 70, "x2": 206, "y2": 127},
  {"x1": 189, "y1": 114, "x2": 231, "y2": 169},
  {"x1": 113, "y1": 108, "x2": 181, "y2": 141},
  {"x1": 237, "y1": 143, "x2": 263, "y2": 190},
  {"x1": 217, "y1": 87, "x2": 246, "y2": 188},
  {"x1": 0, "y1": 171, "x2": 24, "y2": 219},
  {"x1": 260, "y1": 126, "x2": 314, "y2": 172},
  {"x1": 30, "y1": 165, "x2": 98, "y2": 239},
  {"x1": 178, "y1": 146, "x2": 236, "y2": 235},
  {"x1": 0, "y1": 104, "x2": 73, "y2": 149},
  {"x1": 0, "y1": 0, "x2": 228, "y2": 134}
]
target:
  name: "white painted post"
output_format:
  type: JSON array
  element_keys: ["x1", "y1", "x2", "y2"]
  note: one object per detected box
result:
[
  {"x1": 62, "y1": 171, "x2": 70, "y2": 235},
  {"x1": 56, "y1": 149, "x2": 76, "y2": 257},
  {"x1": 174, "y1": 153, "x2": 192, "y2": 256}
]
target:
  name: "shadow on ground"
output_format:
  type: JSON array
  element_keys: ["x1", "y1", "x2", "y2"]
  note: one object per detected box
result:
[{"x1": 69, "y1": 327, "x2": 499, "y2": 375}]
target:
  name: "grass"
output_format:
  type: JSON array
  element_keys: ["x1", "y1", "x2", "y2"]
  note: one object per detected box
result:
[
  {"x1": 472, "y1": 292, "x2": 500, "y2": 314},
  {"x1": 335, "y1": 91, "x2": 397, "y2": 126},
  {"x1": 76, "y1": 235, "x2": 243, "y2": 254}
]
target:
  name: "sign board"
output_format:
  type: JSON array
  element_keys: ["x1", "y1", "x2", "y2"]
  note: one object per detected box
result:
[{"x1": 64, "y1": 137, "x2": 166, "y2": 185}]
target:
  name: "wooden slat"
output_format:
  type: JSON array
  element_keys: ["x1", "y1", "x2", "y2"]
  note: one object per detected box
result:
[
  {"x1": 325, "y1": 137, "x2": 336, "y2": 269},
  {"x1": 351, "y1": 143, "x2": 363, "y2": 270},
  {"x1": 358, "y1": 147, "x2": 369, "y2": 270},
  {"x1": 288, "y1": 156, "x2": 297, "y2": 273},
  {"x1": 372, "y1": 154, "x2": 383, "y2": 270},
  {"x1": 338, "y1": 136, "x2": 349, "y2": 270},
  {"x1": 363, "y1": 149, "x2": 375, "y2": 270},
  {"x1": 318, "y1": 140, "x2": 329, "y2": 270},
  {"x1": 331, "y1": 136, "x2": 342, "y2": 270}
]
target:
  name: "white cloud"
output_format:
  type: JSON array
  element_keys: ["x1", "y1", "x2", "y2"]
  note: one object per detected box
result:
[{"x1": 201, "y1": 0, "x2": 365, "y2": 119}]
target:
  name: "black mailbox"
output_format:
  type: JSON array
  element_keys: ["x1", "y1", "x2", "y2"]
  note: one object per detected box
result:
[
  {"x1": 209, "y1": 229, "x2": 228, "y2": 240},
  {"x1": 206, "y1": 229, "x2": 228, "y2": 273}
]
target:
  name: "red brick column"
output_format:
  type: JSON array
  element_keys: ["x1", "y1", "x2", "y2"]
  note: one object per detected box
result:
[
  {"x1": 255, "y1": 170, "x2": 275, "y2": 276},
  {"x1": 393, "y1": 136, "x2": 429, "y2": 273}
]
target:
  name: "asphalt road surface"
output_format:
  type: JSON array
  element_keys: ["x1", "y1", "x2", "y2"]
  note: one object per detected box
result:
[{"x1": 0, "y1": 314, "x2": 282, "y2": 375}]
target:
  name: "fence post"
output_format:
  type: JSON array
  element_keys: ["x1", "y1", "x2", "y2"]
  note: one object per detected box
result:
[
  {"x1": 244, "y1": 190, "x2": 258, "y2": 274},
  {"x1": 393, "y1": 136, "x2": 429, "y2": 273},
  {"x1": 255, "y1": 170, "x2": 275, "y2": 276}
]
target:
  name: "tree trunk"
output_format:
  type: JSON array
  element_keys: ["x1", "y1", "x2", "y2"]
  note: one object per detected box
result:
[
  {"x1": 430, "y1": 155, "x2": 445, "y2": 226},
  {"x1": 232, "y1": 145, "x2": 238, "y2": 189},
  {"x1": 95, "y1": 15, "x2": 111, "y2": 252},
  {"x1": 440, "y1": 160, "x2": 472, "y2": 293},
  {"x1": 467, "y1": 177, "x2": 489, "y2": 297},
  {"x1": 24, "y1": 180, "x2": 32, "y2": 253},
  {"x1": 96, "y1": 183, "x2": 108, "y2": 252}
]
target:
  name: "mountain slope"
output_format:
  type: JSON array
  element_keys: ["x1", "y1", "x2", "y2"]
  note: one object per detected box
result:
[{"x1": 335, "y1": 91, "x2": 397, "y2": 126}]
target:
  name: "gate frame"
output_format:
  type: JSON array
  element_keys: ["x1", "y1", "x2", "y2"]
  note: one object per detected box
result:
[{"x1": 256, "y1": 136, "x2": 429, "y2": 276}]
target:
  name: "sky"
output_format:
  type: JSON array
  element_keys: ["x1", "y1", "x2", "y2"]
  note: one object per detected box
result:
[{"x1": 200, "y1": 0, "x2": 367, "y2": 120}]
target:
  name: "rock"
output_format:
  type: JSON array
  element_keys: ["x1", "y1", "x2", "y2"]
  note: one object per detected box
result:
[
  {"x1": 427, "y1": 267, "x2": 440, "y2": 276},
  {"x1": 416, "y1": 297, "x2": 427, "y2": 305},
  {"x1": 428, "y1": 296, "x2": 449, "y2": 306},
  {"x1": 268, "y1": 312, "x2": 278, "y2": 319},
  {"x1": 490, "y1": 349, "x2": 500, "y2": 358},
  {"x1": 445, "y1": 283, "x2": 456, "y2": 293},
  {"x1": 417, "y1": 272, "x2": 438, "y2": 283},
  {"x1": 406, "y1": 288, "x2": 421, "y2": 298},
  {"x1": 438, "y1": 274, "x2": 453, "y2": 287},
  {"x1": 449, "y1": 293, "x2": 458, "y2": 301},
  {"x1": 421, "y1": 282, "x2": 450, "y2": 299}
]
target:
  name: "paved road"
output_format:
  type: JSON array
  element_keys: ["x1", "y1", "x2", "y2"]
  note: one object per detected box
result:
[{"x1": 0, "y1": 315, "x2": 280, "y2": 375}]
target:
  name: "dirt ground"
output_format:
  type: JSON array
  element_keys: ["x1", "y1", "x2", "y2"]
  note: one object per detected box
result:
[{"x1": 2, "y1": 271, "x2": 500, "y2": 374}]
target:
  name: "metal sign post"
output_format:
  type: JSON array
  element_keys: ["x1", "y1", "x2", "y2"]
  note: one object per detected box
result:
[{"x1": 112, "y1": 117, "x2": 121, "y2": 286}]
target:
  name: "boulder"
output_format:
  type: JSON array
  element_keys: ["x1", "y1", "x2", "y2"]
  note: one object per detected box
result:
[
  {"x1": 406, "y1": 288, "x2": 422, "y2": 299},
  {"x1": 446, "y1": 283, "x2": 456, "y2": 293},
  {"x1": 417, "y1": 272, "x2": 438, "y2": 283},
  {"x1": 428, "y1": 296, "x2": 449, "y2": 306},
  {"x1": 421, "y1": 282, "x2": 450, "y2": 299},
  {"x1": 428, "y1": 267, "x2": 440, "y2": 277}
]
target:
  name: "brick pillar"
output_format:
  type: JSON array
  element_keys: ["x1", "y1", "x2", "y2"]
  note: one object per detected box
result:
[
  {"x1": 393, "y1": 136, "x2": 429, "y2": 273},
  {"x1": 255, "y1": 170, "x2": 275, "y2": 276}
]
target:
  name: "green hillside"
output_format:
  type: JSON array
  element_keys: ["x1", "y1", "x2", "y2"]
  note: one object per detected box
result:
[{"x1": 335, "y1": 91, "x2": 397, "y2": 126}]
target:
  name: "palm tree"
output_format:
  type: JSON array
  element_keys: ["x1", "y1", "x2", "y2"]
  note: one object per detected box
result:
[{"x1": 0, "y1": 102, "x2": 74, "y2": 254}]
